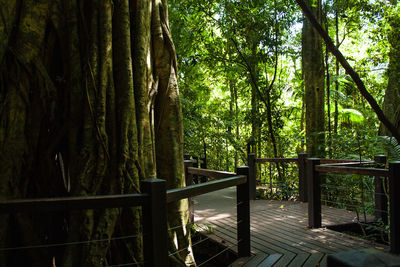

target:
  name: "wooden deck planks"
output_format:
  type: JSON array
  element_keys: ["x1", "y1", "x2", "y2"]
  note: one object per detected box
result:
[
  {"x1": 301, "y1": 253, "x2": 324, "y2": 267},
  {"x1": 249, "y1": 208, "x2": 372, "y2": 251},
  {"x1": 223, "y1": 215, "x2": 335, "y2": 255},
  {"x1": 257, "y1": 254, "x2": 282, "y2": 267},
  {"x1": 194, "y1": 187, "x2": 388, "y2": 266},
  {"x1": 243, "y1": 253, "x2": 269, "y2": 266}
]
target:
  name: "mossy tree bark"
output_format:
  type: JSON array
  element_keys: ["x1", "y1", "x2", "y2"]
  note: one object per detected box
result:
[
  {"x1": 0, "y1": 0, "x2": 192, "y2": 266},
  {"x1": 302, "y1": 0, "x2": 325, "y2": 157}
]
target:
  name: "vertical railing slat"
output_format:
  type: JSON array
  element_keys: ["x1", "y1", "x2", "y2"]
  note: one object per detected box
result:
[
  {"x1": 193, "y1": 156, "x2": 199, "y2": 184},
  {"x1": 141, "y1": 178, "x2": 168, "y2": 266},
  {"x1": 184, "y1": 160, "x2": 194, "y2": 224},
  {"x1": 298, "y1": 153, "x2": 308, "y2": 202},
  {"x1": 200, "y1": 157, "x2": 207, "y2": 183},
  {"x1": 374, "y1": 155, "x2": 388, "y2": 225},
  {"x1": 248, "y1": 153, "x2": 256, "y2": 200},
  {"x1": 389, "y1": 162, "x2": 400, "y2": 254}
]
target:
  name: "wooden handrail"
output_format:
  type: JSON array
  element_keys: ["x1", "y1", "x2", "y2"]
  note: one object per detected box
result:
[
  {"x1": 167, "y1": 175, "x2": 246, "y2": 203},
  {"x1": 256, "y1": 157, "x2": 372, "y2": 164},
  {"x1": 184, "y1": 159, "x2": 204, "y2": 164},
  {"x1": 187, "y1": 167, "x2": 236, "y2": 179},
  {"x1": 315, "y1": 165, "x2": 389, "y2": 177},
  {"x1": 256, "y1": 158, "x2": 297, "y2": 163},
  {"x1": 318, "y1": 161, "x2": 375, "y2": 167},
  {"x1": 319, "y1": 159, "x2": 368, "y2": 164},
  {"x1": 0, "y1": 193, "x2": 148, "y2": 214}
]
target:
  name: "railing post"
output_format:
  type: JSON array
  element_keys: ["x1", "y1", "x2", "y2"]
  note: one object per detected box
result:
[
  {"x1": 236, "y1": 166, "x2": 251, "y2": 257},
  {"x1": 184, "y1": 160, "x2": 194, "y2": 223},
  {"x1": 193, "y1": 156, "x2": 200, "y2": 184},
  {"x1": 200, "y1": 157, "x2": 207, "y2": 169},
  {"x1": 374, "y1": 155, "x2": 388, "y2": 225},
  {"x1": 199, "y1": 157, "x2": 207, "y2": 183},
  {"x1": 247, "y1": 153, "x2": 256, "y2": 200},
  {"x1": 141, "y1": 178, "x2": 168, "y2": 267},
  {"x1": 307, "y1": 158, "x2": 321, "y2": 228},
  {"x1": 389, "y1": 162, "x2": 400, "y2": 254},
  {"x1": 298, "y1": 153, "x2": 308, "y2": 202}
]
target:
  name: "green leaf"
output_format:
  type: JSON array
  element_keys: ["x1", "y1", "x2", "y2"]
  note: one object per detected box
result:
[{"x1": 341, "y1": 108, "x2": 365, "y2": 123}]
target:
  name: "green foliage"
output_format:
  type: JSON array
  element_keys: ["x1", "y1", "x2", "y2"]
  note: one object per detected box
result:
[
  {"x1": 377, "y1": 136, "x2": 400, "y2": 161},
  {"x1": 168, "y1": 0, "x2": 398, "y2": 198}
]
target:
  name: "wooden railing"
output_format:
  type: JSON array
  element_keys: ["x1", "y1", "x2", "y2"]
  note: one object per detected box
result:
[
  {"x1": 248, "y1": 153, "x2": 373, "y2": 202},
  {"x1": 184, "y1": 155, "x2": 207, "y2": 183},
  {"x1": 249, "y1": 153, "x2": 400, "y2": 253},
  {"x1": 248, "y1": 153, "x2": 307, "y2": 201},
  {"x1": 0, "y1": 166, "x2": 251, "y2": 266},
  {"x1": 308, "y1": 158, "x2": 400, "y2": 254}
]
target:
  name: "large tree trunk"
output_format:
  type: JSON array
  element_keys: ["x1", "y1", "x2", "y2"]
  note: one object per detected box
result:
[
  {"x1": 302, "y1": 0, "x2": 325, "y2": 157},
  {"x1": 0, "y1": 0, "x2": 191, "y2": 266}
]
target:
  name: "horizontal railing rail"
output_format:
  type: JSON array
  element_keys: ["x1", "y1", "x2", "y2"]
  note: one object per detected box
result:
[
  {"x1": 184, "y1": 159, "x2": 204, "y2": 165},
  {"x1": 187, "y1": 167, "x2": 236, "y2": 180},
  {"x1": 256, "y1": 157, "x2": 366, "y2": 164},
  {"x1": 0, "y1": 193, "x2": 148, "y2": 214},
  {"x1": 318, "y1": 161, "x2": 375, "y2": 167},
  {"x1": 167, "y1": 175, "x2": 246, "y2": 203},
  {"x1": 315, "y1": 165, "x2": 389, "y2": 176},
  {"x1": 256, "y1": 158, "x2": 298, "y2": 163},
  {"x1": 319, "y1": 159, "x2": 366, "y2": 164}
]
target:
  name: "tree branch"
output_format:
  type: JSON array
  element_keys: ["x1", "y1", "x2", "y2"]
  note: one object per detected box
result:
[{"x1": 230, "y1": 37, "x2": 270, "y2": 109}]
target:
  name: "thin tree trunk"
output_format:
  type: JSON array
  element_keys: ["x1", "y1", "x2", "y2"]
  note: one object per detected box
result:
[
  {"x1": 325, "y1": 8, "x2": 332, "y2": 158},
  {"x1": 234, "y1": 84, "x2": 239, "y2": 169},
  {"x1": 334, "y1": 10, "x2": 339, "y2": 136}
]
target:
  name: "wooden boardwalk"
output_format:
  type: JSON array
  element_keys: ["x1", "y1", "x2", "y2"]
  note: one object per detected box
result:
[{"x1": 193, "y1": 187, "x2": 388, "y2": 267}]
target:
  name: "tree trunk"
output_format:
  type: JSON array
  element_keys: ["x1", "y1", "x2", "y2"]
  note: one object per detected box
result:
[
  {"x1": 249, "y1": 41, "x2": 261, "y2": 182},
  {"x1": 324, "y1": 8, "x2": 332, "y2": 158},
  {"x1": 302, "y1": 0, "x2": 325, "y2": 157},
  {"x1": 0, "y1": 0, "x2": 191, "y2": 266},
  {"x1": 334, "y1": 8, "x2": 339, "y2": 137},
  {"x1": 379, "y1": 4, "x2": 400, "y2": 137}
]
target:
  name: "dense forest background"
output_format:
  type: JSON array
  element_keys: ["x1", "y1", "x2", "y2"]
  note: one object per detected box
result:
[{"x1": 168, "y1": 0, "x2": 400, "y2": 173}]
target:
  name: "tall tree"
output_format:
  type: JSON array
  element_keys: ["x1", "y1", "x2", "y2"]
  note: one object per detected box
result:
[
  {"x1": 302, "y1": 0, "x2": 326, "y2": 157},
  {"x1": 0, "y1": 0, "x2": 192, "y2": 266}
]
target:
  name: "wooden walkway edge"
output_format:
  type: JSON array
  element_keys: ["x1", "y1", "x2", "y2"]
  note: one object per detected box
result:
[{"x1": 194, "y1": 187, "x2": 388, "y2": 267}]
